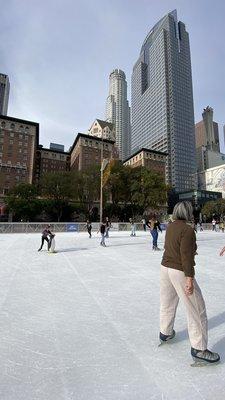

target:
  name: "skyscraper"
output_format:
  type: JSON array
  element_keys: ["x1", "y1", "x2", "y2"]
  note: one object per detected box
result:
[
  {"x1": 131, "y1": 10, "x2": 196, "y2": 191},
  {"x1": 195, "y1": 107, "x2": 225, "y2": 173},
  {"x1": 195, "y1": 107, "x2": 219, "y2": 151},
  {"x1": 106, "y1": 69, "x2": 131, "y2": 160},
  {"x1": 0, "y1": 74, "x2": 10, "y2": 115}
]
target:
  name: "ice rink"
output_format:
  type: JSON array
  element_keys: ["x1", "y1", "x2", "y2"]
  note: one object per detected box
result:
[{"x1": 0, "y1": 229, "x2": 225, "y2": 400}]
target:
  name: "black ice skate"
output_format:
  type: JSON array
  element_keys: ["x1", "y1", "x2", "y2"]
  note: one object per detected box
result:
[
  {"x1": 191, "y1": 347, "x2": 220, "y2": 367},
  {"x1": 158, "y1": 330, "x2": 175, "y2": 347}
]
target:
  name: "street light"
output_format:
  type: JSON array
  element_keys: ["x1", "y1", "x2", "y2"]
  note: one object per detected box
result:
[{"x1": 99, "y1": 131, "x2": 108, "y2": 223}]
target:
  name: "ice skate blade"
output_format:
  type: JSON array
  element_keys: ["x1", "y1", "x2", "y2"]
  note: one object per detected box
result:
[
  {"x1": 158, "y1": 337, "x2": 176, "y2": 347},
  {"x1": 191, "y1": 358, "x2": 220, "y2": 367}
]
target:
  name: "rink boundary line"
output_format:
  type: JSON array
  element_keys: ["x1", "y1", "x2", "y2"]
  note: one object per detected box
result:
[{"x1": 61, "y1": 251, "x2": 163, "y2": 395}]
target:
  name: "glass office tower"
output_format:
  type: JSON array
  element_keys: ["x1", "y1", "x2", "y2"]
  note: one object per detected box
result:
[{"x1": 131, "y1": 10, "x2": 196, "y2": 191}]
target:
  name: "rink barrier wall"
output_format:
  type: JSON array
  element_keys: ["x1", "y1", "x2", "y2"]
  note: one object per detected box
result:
[{"x1": 0, "y1": 222, "x2": 214, "y2": 234}]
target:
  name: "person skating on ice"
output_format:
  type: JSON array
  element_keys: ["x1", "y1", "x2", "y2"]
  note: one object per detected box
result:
[
  {"x1": 86, "y1": 220, "x2": 92, "y2": 238},
  {"x1": 38, "y1": 225, "x2": 52, "y2": 251},
  {"x1": 105, "y1": 217, "x2": 111, "y2": 238},
  {"x1": 129, "y1": 218, "x2": 136, "y2": 236},
  {"x1": 159, "y1": 201, "x2": 220, "y2": 366},
  {"x1": 141, "y1": 217, "x2": 146, "y2": 231},
  {"x1": 99, "y1": 221, "x2": 106, "y2": 247},
  {"x1": 147, "y1": 215, "x2": 162, "y2": 250}
]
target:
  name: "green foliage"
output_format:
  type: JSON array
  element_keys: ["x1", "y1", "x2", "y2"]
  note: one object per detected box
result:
[
  {"x1": 70, "y1": 165, "x2": 100, "y2": 215},
  {"x1": 105, "y1": 164, "x2": 168, "y2": 217},
  {"x1": 201, "y1": 199, "x2": 225, "y2": 219},
  {"x1": 39, "y1": 172, "x2": 73, "y2": 221},
  {"x1": 40, "y1": 172, "x2": 72, "y2": 200},
  {"x1": 5, "y1": 183, "x2": 41, "y2": 221}
]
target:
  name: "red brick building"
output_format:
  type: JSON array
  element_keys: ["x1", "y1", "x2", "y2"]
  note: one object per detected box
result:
[
  {"x1": 70, "y1": 133, "x2": 117, "y2": 171},
  {"x1": 35, "y1": 145, "x2": 70, "y2": 183},
  {"x1": 0, "y1": 115, "x2": 39, "y2": 196},
  {"x1": 123, "y1": 148, "x2": 167, "y2": 180}
]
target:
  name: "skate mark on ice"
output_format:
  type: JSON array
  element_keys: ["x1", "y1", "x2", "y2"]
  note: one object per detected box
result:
[{"x1": 61, "y1": 252, "x2": 163, "y2": 396}]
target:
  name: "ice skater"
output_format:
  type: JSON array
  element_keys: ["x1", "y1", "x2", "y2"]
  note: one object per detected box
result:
[
  {"x1": 159, "y1": 201, "x2": 220, "y2": 366},
  {"x1": 147, "y1": 215, "x2": 162, "y2": 250},
  {"x1": 212, "y1": 218, "x2": 216, "y2": 231},
  {"x1": 99, "y1": 221, "x2": 106, "y2": 247},
  {"x1": 38, "y1": 225, "x2": 53, "y2": 251},
  {"x1": 142, "y1": 218, "x2": 146, "y2": 231},
  {"x1": 105, "y1": 217, "x2": 111, "y2": 238},
  {"x1": 86, "y1": 220, "x2": 92, "y2": 238},
  {"x1": 129, "y1": 218, "x2": 136, "y2": 236}
]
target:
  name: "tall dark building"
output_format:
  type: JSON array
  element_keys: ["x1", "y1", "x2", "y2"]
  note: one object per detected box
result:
[
  {"x1": 131, "y1": 10, "x2": 196, "y2": 191},
  {"x1": 0, "y1": 74, "x2": 10, "y2": 116}
]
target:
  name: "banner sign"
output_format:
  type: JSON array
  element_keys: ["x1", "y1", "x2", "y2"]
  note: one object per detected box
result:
[{"x1": 66, "y1": 223, "x2": 78, "y2": 232}]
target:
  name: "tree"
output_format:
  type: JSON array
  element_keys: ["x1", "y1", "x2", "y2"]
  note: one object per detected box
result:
[
  {"x1": 128, "y1": 167, "x2": 168, "y2": 214},
  {"x1": 201, "y1": 199, "x2": 225, "y2": 220},
  {"x1": 71, "y1": 165, "x2": 100, "y2": 217},
  {"x1": 105, "y1": 164, "x2": 168, "y2": 218},
  {"x1": 104, "y1": 160, "x2": 125, "y2": 206},
  {"x1": 5, "y1": 183, "x2": 41, "y2": 221},
  {"x1": 40, "y1": 172, "x2": 72, "y2": 221}
]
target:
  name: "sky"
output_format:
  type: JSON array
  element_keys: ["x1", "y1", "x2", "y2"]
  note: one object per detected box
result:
[{"x1": 1, "y1": 0, "x2": 225, "y2": 152}]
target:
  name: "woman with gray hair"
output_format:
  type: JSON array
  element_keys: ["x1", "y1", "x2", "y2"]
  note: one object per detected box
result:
[{"x1": 159, "y1": 201, "x2": 220, "y2": 366}]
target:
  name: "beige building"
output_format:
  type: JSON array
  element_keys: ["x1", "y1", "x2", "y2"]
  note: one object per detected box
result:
[
  {"x1": 88, "y1": 119, "x2": 115, "y2": 141},
  {"x1": 0, "y1": 115, "x2": 38, "y2": 195},
  {"x1": 195, "y1": 107, "x2": 224, "y2": 173},
  {"x1": 123, "y1": 148, "x2": 167, "y2": 181},
  {"x1": 70, "y1": 133, "x2": 116, "y2": 171}
]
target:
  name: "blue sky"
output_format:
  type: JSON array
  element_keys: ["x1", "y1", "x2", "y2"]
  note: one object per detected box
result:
[{"x1": 1, "y1": 0, "x2": 225, "y2": 151}]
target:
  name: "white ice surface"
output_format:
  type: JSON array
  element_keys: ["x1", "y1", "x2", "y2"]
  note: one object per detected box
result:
[{"x1": 0, "y1": 230, "x2": 225, "y2": 400}]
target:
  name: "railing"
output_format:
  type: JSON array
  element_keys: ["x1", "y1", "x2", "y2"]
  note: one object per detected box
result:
[{"x1": 0, "y1": 222, "x2": 215, "y2": 234}]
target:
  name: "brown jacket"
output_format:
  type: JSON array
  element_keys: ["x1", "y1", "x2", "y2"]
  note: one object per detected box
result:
[{"x1": 161, "y1": 220, "x2": 197, "y2": 277}]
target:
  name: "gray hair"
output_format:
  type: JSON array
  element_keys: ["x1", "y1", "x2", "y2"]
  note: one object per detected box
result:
[{"x1": 172, "y1": 201, "x2": 193, "y2": 222}]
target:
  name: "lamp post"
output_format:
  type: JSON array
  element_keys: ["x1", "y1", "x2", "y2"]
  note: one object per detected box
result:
[{"x1": 99, "y1": 132, "x2": 104, "y2": 223}]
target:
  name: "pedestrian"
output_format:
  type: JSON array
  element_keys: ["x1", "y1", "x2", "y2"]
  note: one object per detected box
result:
[
  {"x1": 86, "y1": 220, "x2": 92, "y2": 238},
  {"x1": 129, "y1": 218, "x2": 136, "y2": 236},
  {"x1": 141, "y1": 217, "x2": 146, "y2": 231},
  {"x1": 99, "y1": 221, "x2": 106, "y2": 247},
  {"x1": 147, "y1": 215, "x2": 162, "y2": 250},
  {"x1": 159, "y1": 201, "x2": 220, "y2": 365},
  {"x1": 38, "y1": 225, "x2": 52, "y2": 251},
  {"x1": 212, "y1": 218, "x2": 216, "y2": 231},
  {"x1": 105, "y1": 217, "x2": 111, "y2": 238},
  {"x1": 220, "y1": 221, "x2": 225, "y2": 233},
  {"x1": 216, "y1": 220, "x2": 220, "y2": 232}
]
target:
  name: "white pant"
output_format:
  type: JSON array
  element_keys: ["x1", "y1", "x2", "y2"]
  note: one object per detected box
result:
[{"x1": 160, "y1": 265, "x2": 208, "y2": 350}]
